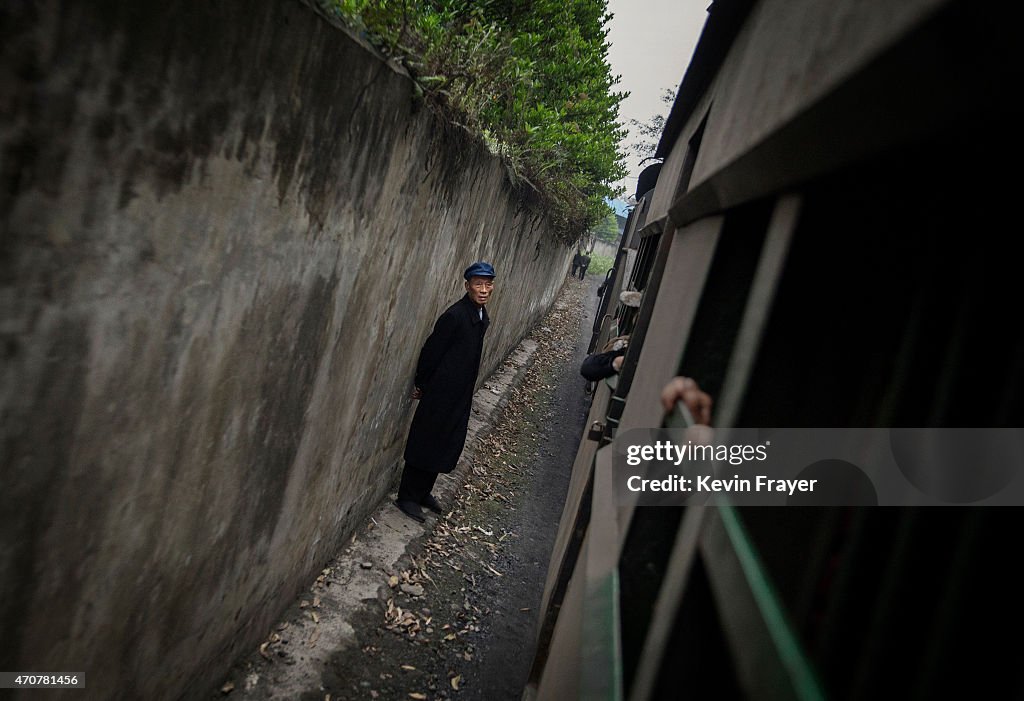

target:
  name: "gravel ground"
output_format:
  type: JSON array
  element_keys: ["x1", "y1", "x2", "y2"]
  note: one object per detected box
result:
[{"x1": 212, "y1": 273, "x2": 601, "y2": 701}]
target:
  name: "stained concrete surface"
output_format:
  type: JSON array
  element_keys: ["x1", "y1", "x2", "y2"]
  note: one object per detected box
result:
[{"x1": 1, "y1": 2, "x2": 570, "y2": 697}]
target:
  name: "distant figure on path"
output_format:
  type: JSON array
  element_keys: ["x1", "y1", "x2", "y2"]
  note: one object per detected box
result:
[
  {"x1": 577, "y1": 253, "x2": 591, "y2": 280},
  {"x1": 395, "y1": 261, "x2": 496, "y2": 522},
  {"x1": 571, "y1": 250, "x2": 583, "y2": 278}
]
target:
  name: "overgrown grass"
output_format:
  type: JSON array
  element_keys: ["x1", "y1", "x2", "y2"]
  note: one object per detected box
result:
[{"x1": 586, "y1": 253, "x2": 613, "y2": 278}]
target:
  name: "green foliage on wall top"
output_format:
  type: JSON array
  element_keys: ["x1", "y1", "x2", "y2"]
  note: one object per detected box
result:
[{"x1": 323, "y1": 0, "x2": 628, "y2": 243}]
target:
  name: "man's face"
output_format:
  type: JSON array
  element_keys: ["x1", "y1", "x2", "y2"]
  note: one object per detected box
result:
[{"x1": 465, "y1": 276, "x2": 494, "y2": 306}]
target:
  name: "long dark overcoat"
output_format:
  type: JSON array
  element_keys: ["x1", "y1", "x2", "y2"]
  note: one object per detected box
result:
[{"x1": 403, "y1": 294, "x2": 490, "y2": 473}]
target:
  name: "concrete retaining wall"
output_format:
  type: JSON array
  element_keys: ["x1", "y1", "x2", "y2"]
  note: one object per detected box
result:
[{"x1": 0, "y1": 2, "x2": 569, "y2": 698}]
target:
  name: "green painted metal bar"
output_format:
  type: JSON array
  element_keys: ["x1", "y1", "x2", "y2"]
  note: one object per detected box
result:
[
  {"x1": 716, "y1": 499, "x2": 827, "y2": 701},
  {"x1": 665, "y1": 400, "x2": 694, "y2": 429},
  {"x1": 581, "y1": 571, "x2": 624, "y2": 701},
  {"x1": 579, "y1": 447, "x2": 625, "y2": 700}
]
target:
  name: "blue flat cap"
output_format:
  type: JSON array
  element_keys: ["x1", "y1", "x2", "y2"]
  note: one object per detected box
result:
[{"x1": 464, "y1": 261, "x2": 496, "y2": 280}]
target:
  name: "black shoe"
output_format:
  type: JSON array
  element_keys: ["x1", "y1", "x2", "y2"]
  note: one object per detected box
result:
[
  {"x1": 421, "y1": 493, "x2": 443, "y2": 514},
  {"x1": 395, "y1": 499, "x2": 425, "y2": 523}
]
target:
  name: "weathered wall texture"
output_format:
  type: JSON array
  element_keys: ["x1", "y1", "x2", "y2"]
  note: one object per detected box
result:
[{"x1": 0, "y1": 2, "x2": 569, "y2": 698}]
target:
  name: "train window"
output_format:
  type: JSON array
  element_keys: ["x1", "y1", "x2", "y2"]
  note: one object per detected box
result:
[
  {"x1": 734, "y1": 131, "x2": 1023, "y2": 428},
  {"x1": 677, "y1": 197, "x2": 774, "y2": 401}
]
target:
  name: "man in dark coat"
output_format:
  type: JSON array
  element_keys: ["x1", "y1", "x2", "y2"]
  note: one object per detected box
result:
[
  {"x1": 578, "y1": 253, "x2": 591, "y2": 280},
  {"x1": 395, "y1": 261, "x2": 496, "y2": 522}
]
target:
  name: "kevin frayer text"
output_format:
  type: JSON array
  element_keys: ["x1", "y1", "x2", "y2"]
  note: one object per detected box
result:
[
  {"x1": 626, "y1": 474, "x2": 818, "y2": 495},
  {"x1": 625, "y1": 439, "x2": 818, "y2": 495}
]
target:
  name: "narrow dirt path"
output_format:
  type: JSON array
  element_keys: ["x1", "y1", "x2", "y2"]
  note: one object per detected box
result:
[
  {"x1": 449, "y1": 274, "x2": 600, "y2": 700},
  {"x1": 314, "y1": 275, "x2": 599, "y2": 701},
  {"x1": 212, "y1": 274, "x2": 601, "y2": 701}
]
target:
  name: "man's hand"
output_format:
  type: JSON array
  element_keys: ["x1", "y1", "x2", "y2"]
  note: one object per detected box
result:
[
  {"x1": 660, "y1": 376, "x2": 713, "y2": 426},
  {"x1": 411, "y1": 386, "x2": 423, "y2": 400},
  {"x1": 612, "y1": 355, "x2": 624, "y2": 372}
]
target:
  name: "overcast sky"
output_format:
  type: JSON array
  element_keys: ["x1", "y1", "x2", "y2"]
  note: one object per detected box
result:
[{"x1": 605, "y1": 0, "x2": 710, "y2": 196}]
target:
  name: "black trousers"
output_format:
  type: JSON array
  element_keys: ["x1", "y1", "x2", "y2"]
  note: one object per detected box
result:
[{"x1": 397, "y1": 462, "x2": 439, "y2": 504}]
